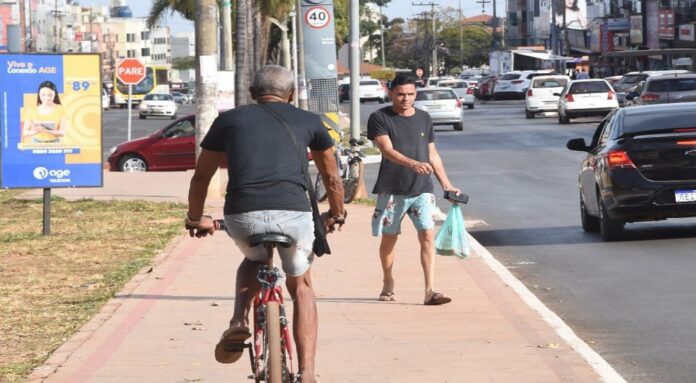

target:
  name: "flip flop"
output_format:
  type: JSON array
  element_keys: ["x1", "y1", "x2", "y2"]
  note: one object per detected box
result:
[
  {"x1": 424, "y1": 292, "x2": 452, "y2": 306},
  {"x1": 215, "y1": 327, "x2": 251, "y2": 364},
  {"x1": 379, "y1": 292, "x2": 396, "y2": 302}
]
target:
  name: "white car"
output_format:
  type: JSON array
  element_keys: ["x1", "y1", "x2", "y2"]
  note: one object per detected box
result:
[
  {"x1": 358, "y1": 79, "x2": 386, "y2": 103},
  {"x1": 493, "y1": 70, "x2": 555, "y2": 99},
  {"x1": 437, "y1": 79, "x2": 475, "y2": 109},
  {"x1": 138, "y1": 93, "x2": 178, "y2": 120},
  {"x1": 414, "y1": 87, "x2": 464, "y2": 131},
  {"x1": 102, "y1": 88, "x2": 110, "y2": 111},
  {"x1": 524, "y1": 75, "x2": 570, "y2": 118},
  {"x1": 557, "y1": 79, "x2": 618, "y2": 124}
]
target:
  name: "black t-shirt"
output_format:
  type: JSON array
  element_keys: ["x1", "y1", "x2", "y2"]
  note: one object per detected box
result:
[
  {"x1": 367, "y1": 107, "x2": 434, "y2": 196},
  {"x1": 201, "y1": 102, "x2": 334, "y2": 214}
]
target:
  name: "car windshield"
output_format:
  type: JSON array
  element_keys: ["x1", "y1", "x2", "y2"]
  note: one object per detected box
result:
[
  {"x1": 144, "y1": 94, "x2": 173, "y2": 101},
  {"x1": 622, "y1": 111, "x2": 696, "y2": 134},
  {"x1": 415, "y1": 90, "x2": 456, "y2": 101},
  {"x1": 360, "y1": 80, "x2": 379, "y2": 86},
  {"x1": 501, "y1": 73, "x2": 521, "y2": 80},
  {"x1": 617, "y1": 74, "x2": 648, "y2": 85},
  {"x1": 569, "y1": 81, "x2": 610, "y2": 94},
  {"x1": 533, "y1": 78, "x2": 567, "y2": 88},
  {"x1": 646, "y1": 78, "x2": 696, "y2": 92}
]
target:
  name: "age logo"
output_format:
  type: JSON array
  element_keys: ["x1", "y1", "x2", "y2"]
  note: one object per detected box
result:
[{"x1": 33, "y1": 167, "x2": 48, "y2": 179}]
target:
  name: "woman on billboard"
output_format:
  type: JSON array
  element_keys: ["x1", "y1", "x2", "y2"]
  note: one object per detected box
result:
[{"x1": 22, "y1": 80, "x2": 69, "y2": 144}]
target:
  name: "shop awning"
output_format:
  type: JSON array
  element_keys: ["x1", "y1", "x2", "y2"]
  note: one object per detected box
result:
[{"x1": 514, "y1": 51, "x2": 574, "y2": 61}]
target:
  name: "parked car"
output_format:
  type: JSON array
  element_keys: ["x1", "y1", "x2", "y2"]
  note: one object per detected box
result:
[
  {"x1": 437, "y1": 79, "x2": 475, "y2": 109},
  {"x1": 557, "y1": 79, "x2": 618, "y2": 124},
  {"x1": 102, "y1": 88, "x2": 110, "y2": 111},
  {"x1": 612, "y1": 70, "x2": 690, "y2": 106},
  {"x1": 566, "y1": 103, "x2": 696, "y2": 240},
  {"x1": 627, "y1": 73, "x2": 696, "y2": 106},
  {"x1": 138, "y1": 93, "x2": 178, "y2": 119},
  {"x1": 171, "y1": 91, "x2": 187, "y2": 104},
  {"x1": 358, "y1": 79, "x2": 386, "y2": 103},
  {"x1": 493, "y1": 70, "x2": 555, "y2": 100},
  {"x1": 338, "y1": 83, "x2": 350, "y2": 102},
  {"x1": 524, "y1": 75, "x2": 570, "y2": 118},
  {"x1": 414, "y1": 87, "x2": 464, "y2": 130}
]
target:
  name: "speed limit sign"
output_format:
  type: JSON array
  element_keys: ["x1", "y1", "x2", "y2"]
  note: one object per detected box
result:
[{"x1": 305, "y1": 6, "x2": 331, "y2": 29}]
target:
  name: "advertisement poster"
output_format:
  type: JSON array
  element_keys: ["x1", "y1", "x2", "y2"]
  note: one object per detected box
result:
[{"x1": 0, "y1": 53, "x2": 103, "y2": 188}]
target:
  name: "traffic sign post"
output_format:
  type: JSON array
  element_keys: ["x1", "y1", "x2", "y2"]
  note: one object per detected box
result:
[{"x1": 116, "y1": 58, "x2": 146, "y2": 141}]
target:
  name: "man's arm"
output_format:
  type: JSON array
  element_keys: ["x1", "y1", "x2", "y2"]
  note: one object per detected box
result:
[
  {"x1": 186, "y1": 149, "x2": 225, "y2": 237},
  {"x1": 428, "y1": 143, "x2": 460, "y2": 194},
  {"x1": 372, "y1": 135, "x2": 433, "y2": 175},
  {"x1": 311, "y1": 147, "x2": 346, "y2": 232}
]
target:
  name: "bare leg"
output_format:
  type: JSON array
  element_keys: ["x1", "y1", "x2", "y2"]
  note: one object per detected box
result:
[
  {"x1": 379, "y1": 234, "x2": 398, "y2": 296},
  {"x1": 286, "y1": 270, "x2": 317, "y2": 383},
  {"x1": 229, "y1": 258, "x2": 263, "y2": 330},
  {"x1": 417, "y1": 229, "x2": 436, "y2": 298}
]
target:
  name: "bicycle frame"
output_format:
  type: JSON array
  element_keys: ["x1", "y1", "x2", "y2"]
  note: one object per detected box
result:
[{"x1": 251, "y1": 253, "x2": 295, "y2": 382}]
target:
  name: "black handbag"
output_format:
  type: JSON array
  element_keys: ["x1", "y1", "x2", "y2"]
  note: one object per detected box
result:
[{"x1": 258, "y1": 103, "x2": 331, "y2": 257}]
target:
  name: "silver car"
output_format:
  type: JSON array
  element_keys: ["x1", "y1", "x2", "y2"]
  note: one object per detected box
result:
[
  {"x1": 414, "y1": 87, "x2": 464, "y2": 131},
  {"x1": 630, "y1": 73, "x2": 696, "y2": 106},
  {"x1": 437, "y1": 79, "x2": 475, "y2": 109}
]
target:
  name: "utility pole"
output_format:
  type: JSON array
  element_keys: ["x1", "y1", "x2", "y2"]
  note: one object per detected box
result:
[
  {"x1": 458, "y1": 0, "x2": 463, "y2": 68},
  {"x1": 379, "y1": 4, "x2": 386, "y2": 67},
  {"x1": 492, "y1": 0, "x2": 498, "y2": 49},
  {"x1": 290, "y1": 9, "x2": 299, "y2": 107},
  {"x1": 295, "y1": 0, "x2": 308, "y2": 110},
  {"x1": 412, "y1": 2, "x2": 438, "y2": 76},
  {"x1": 221, "y1": 0, "x2": 233, "y2": 71},
  {"x1": 19, "y1": 0, "x2": 25, "y2": 52},
  {"x1": 349, "y1": 0, "x2": 360, "y2": 142},
  {"x1": 194, "y1": 0, "x2": 220, "y2": 193}
]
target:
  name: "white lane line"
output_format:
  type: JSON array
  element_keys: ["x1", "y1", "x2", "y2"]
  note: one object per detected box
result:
[{"x1": 467, "y1": 232, "x2": 628, "y2": 383}]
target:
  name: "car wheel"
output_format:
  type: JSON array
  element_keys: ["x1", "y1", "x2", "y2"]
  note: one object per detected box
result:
[
  {"x1": 139, "y1": 114, "x2": 146, "y2": 120},
  {"x1": 379, "y1": 97, "x2": 385, "y2": 104},
  {"x1": 171, "y1": 114, "x2": 177, "y2": 120},
  {"x1": 599, "y1": 198, "x2": 624, "y2": 241},
  {"x1": 525, "y1": 109, "x2": 535, "y2": 119},
  {"x1": 580, "y1": 192, "x2": 599, "y2": 232},
  {"x1": 453, "y1": 122, "x2": 463, "y2": 131},
  {"x1": 467, "y1": 104, "x2": 474, "y2": 109},
  {"x1": 118, "y1": 154, "x2": 148, "y2": 172}
]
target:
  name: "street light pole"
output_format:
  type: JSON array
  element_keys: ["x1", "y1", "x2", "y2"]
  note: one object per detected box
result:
[{"x1": 379, "y1": 5, "x2": 386, "y2": 67}]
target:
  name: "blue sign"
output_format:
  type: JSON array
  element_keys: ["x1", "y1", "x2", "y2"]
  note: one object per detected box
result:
[{"x1": 0, "y1": 54, "x2": 103, "y2": 188}]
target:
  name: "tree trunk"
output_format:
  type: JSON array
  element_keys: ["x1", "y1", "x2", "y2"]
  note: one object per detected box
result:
[{"x1": 235, "y1": 0, "x2": 249, "y2": 106}]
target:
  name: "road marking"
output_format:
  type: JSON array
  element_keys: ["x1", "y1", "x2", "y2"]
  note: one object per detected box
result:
[{"x1": 468, "y1": 234, "x2": 628, "y2": 383}]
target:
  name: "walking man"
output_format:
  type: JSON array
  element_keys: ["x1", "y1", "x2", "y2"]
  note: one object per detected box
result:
[
  {"x1": 367, "y1": 74, "x2": 460, "y2": 305},
  {"x1": 185, "y1": 65, "x2": 345, "y2": 383}
]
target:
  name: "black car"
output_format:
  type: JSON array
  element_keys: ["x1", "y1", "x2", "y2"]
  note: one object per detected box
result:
[{"x1": 566, "y1": 103, "x2": 696, "y2": 241}]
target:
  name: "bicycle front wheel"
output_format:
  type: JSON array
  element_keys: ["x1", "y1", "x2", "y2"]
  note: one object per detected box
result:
[
  {"x1": 343, "y1": 159, "x2": 364, "y2": 204},
  {"x1": 314, "y1": 173, "x2": 328, "y2": 202},
  {"x1": 265, "y1": 301, "x2": 283, "y2": 383}
]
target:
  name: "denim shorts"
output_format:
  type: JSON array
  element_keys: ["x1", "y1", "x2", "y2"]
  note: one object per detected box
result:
[
  {"x1": 372, "y1": 193, "x2": 436, "y2": 236},
  {"x1": 224, "y1": 210, "x2": 314, "y2": 277}
]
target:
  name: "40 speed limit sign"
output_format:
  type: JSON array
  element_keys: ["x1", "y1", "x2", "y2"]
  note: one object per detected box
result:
[{"x1": 305, "y1": 6, "x2": 331, "y2": 29}]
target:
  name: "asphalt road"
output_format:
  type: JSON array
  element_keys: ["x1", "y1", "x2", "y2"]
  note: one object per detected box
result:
[{"x1": 356, "y1": 100, "x2": 696, "y2": 383}]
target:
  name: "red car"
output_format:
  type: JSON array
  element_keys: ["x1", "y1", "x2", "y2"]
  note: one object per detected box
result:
[{"x1": 108, "y1": 114, "x2": 225, "y2": 172}]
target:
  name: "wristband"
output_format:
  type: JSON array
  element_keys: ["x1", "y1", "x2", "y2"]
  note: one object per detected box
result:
[{"x1": 186, "y1": 213, "x2": 201, "y2": 225}]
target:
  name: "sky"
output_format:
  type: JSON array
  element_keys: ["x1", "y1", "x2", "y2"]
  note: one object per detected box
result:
[{"x1": 80, "y1": 0, "x2": 504, "y2": 36}]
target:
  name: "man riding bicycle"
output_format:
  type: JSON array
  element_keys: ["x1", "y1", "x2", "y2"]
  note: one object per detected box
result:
[{"x1": 185, "y1": 65, "x2": 345, "y2": 383}]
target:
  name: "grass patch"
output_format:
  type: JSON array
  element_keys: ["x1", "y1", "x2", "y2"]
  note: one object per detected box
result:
[
  {"x1": 351, "y1": 197, "x2": 376, "y2": 206},
  {"x1": 0, "y1": 190, "x2": 186, "y2": 383}
]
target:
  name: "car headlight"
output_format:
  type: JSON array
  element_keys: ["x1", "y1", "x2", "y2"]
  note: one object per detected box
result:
[
  {"x1": 139, "y1": 103, "x2": 146, "y2": 110},
  {"x1": 108, "y1": 145, "x2": 118, "y2": 156}
]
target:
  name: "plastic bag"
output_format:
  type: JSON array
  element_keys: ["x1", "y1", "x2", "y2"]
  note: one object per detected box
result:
[{"x1": 434, "y1": 204, "x2": 470, "y2": 258}]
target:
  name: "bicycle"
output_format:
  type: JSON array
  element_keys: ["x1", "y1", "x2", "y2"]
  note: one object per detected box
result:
[
  {"x1": 315, "y1": 132, "x2": 366, "y2": 204},
  {"x1": 215, "y1": 219, "x2": 298, "y2": 383}
]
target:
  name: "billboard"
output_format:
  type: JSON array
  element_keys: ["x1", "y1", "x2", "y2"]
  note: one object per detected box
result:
[{"x1": 0, "y1": 54, "x2": 103, "y2": 188}]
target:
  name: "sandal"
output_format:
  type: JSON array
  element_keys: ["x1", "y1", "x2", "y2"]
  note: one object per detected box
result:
[
  {"x1": 214, "y1": 327, "x2": 251, "y2": 363},
  {"x1": 424, "y1": 292, "x2": 451, "y2": 306},
  {"x1": 378, "y1": 292, "x2": 396, "y2": 302}
]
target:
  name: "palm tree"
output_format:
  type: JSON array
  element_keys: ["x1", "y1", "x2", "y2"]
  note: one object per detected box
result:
[{"x1": 145, "y1": 0, "x2": 196, "y2": 29}]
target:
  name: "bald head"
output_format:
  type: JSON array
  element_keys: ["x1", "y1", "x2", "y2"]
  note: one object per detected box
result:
[{"x1": 252, "y1": 65, "x2": 295, "y2": 98}]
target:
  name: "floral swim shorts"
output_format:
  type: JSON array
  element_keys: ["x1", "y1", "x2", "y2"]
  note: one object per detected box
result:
[{"x1": 372, "y1": 193, "x2": 436, "y2": 236}]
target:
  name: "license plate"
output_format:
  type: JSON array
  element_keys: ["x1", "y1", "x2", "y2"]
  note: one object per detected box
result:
[
  {"x1": 426, "y1": 105, "x2": 443, "y2": 110},
  {"x1": 675, "y1": 189, "x2": 696, "y2": 203}
]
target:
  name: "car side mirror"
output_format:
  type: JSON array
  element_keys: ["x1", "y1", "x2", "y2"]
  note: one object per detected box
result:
[{"x1": 566, "y1": 138, "x2": 590, "y2": 152}]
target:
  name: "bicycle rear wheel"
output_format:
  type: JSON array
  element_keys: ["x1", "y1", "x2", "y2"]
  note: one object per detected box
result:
[
  {"x1": 265, "y1": 301, "x2": 283, "y2": 383},
  {"x1": 314, "y1": 173, "x2": 328, "y2": 202},
  {"x1": 343, "y1": 159, "x2": 364, "y2": 204}
]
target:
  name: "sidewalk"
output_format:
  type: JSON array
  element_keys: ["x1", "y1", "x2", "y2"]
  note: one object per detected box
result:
[{"x1": 24, "y1": 171, "x2": 621, "y2": 382}]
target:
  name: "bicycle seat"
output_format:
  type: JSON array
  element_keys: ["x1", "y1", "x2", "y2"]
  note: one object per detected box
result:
[{"x1": 248, "y1": 233, "x2": 294, "y2": 248}]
